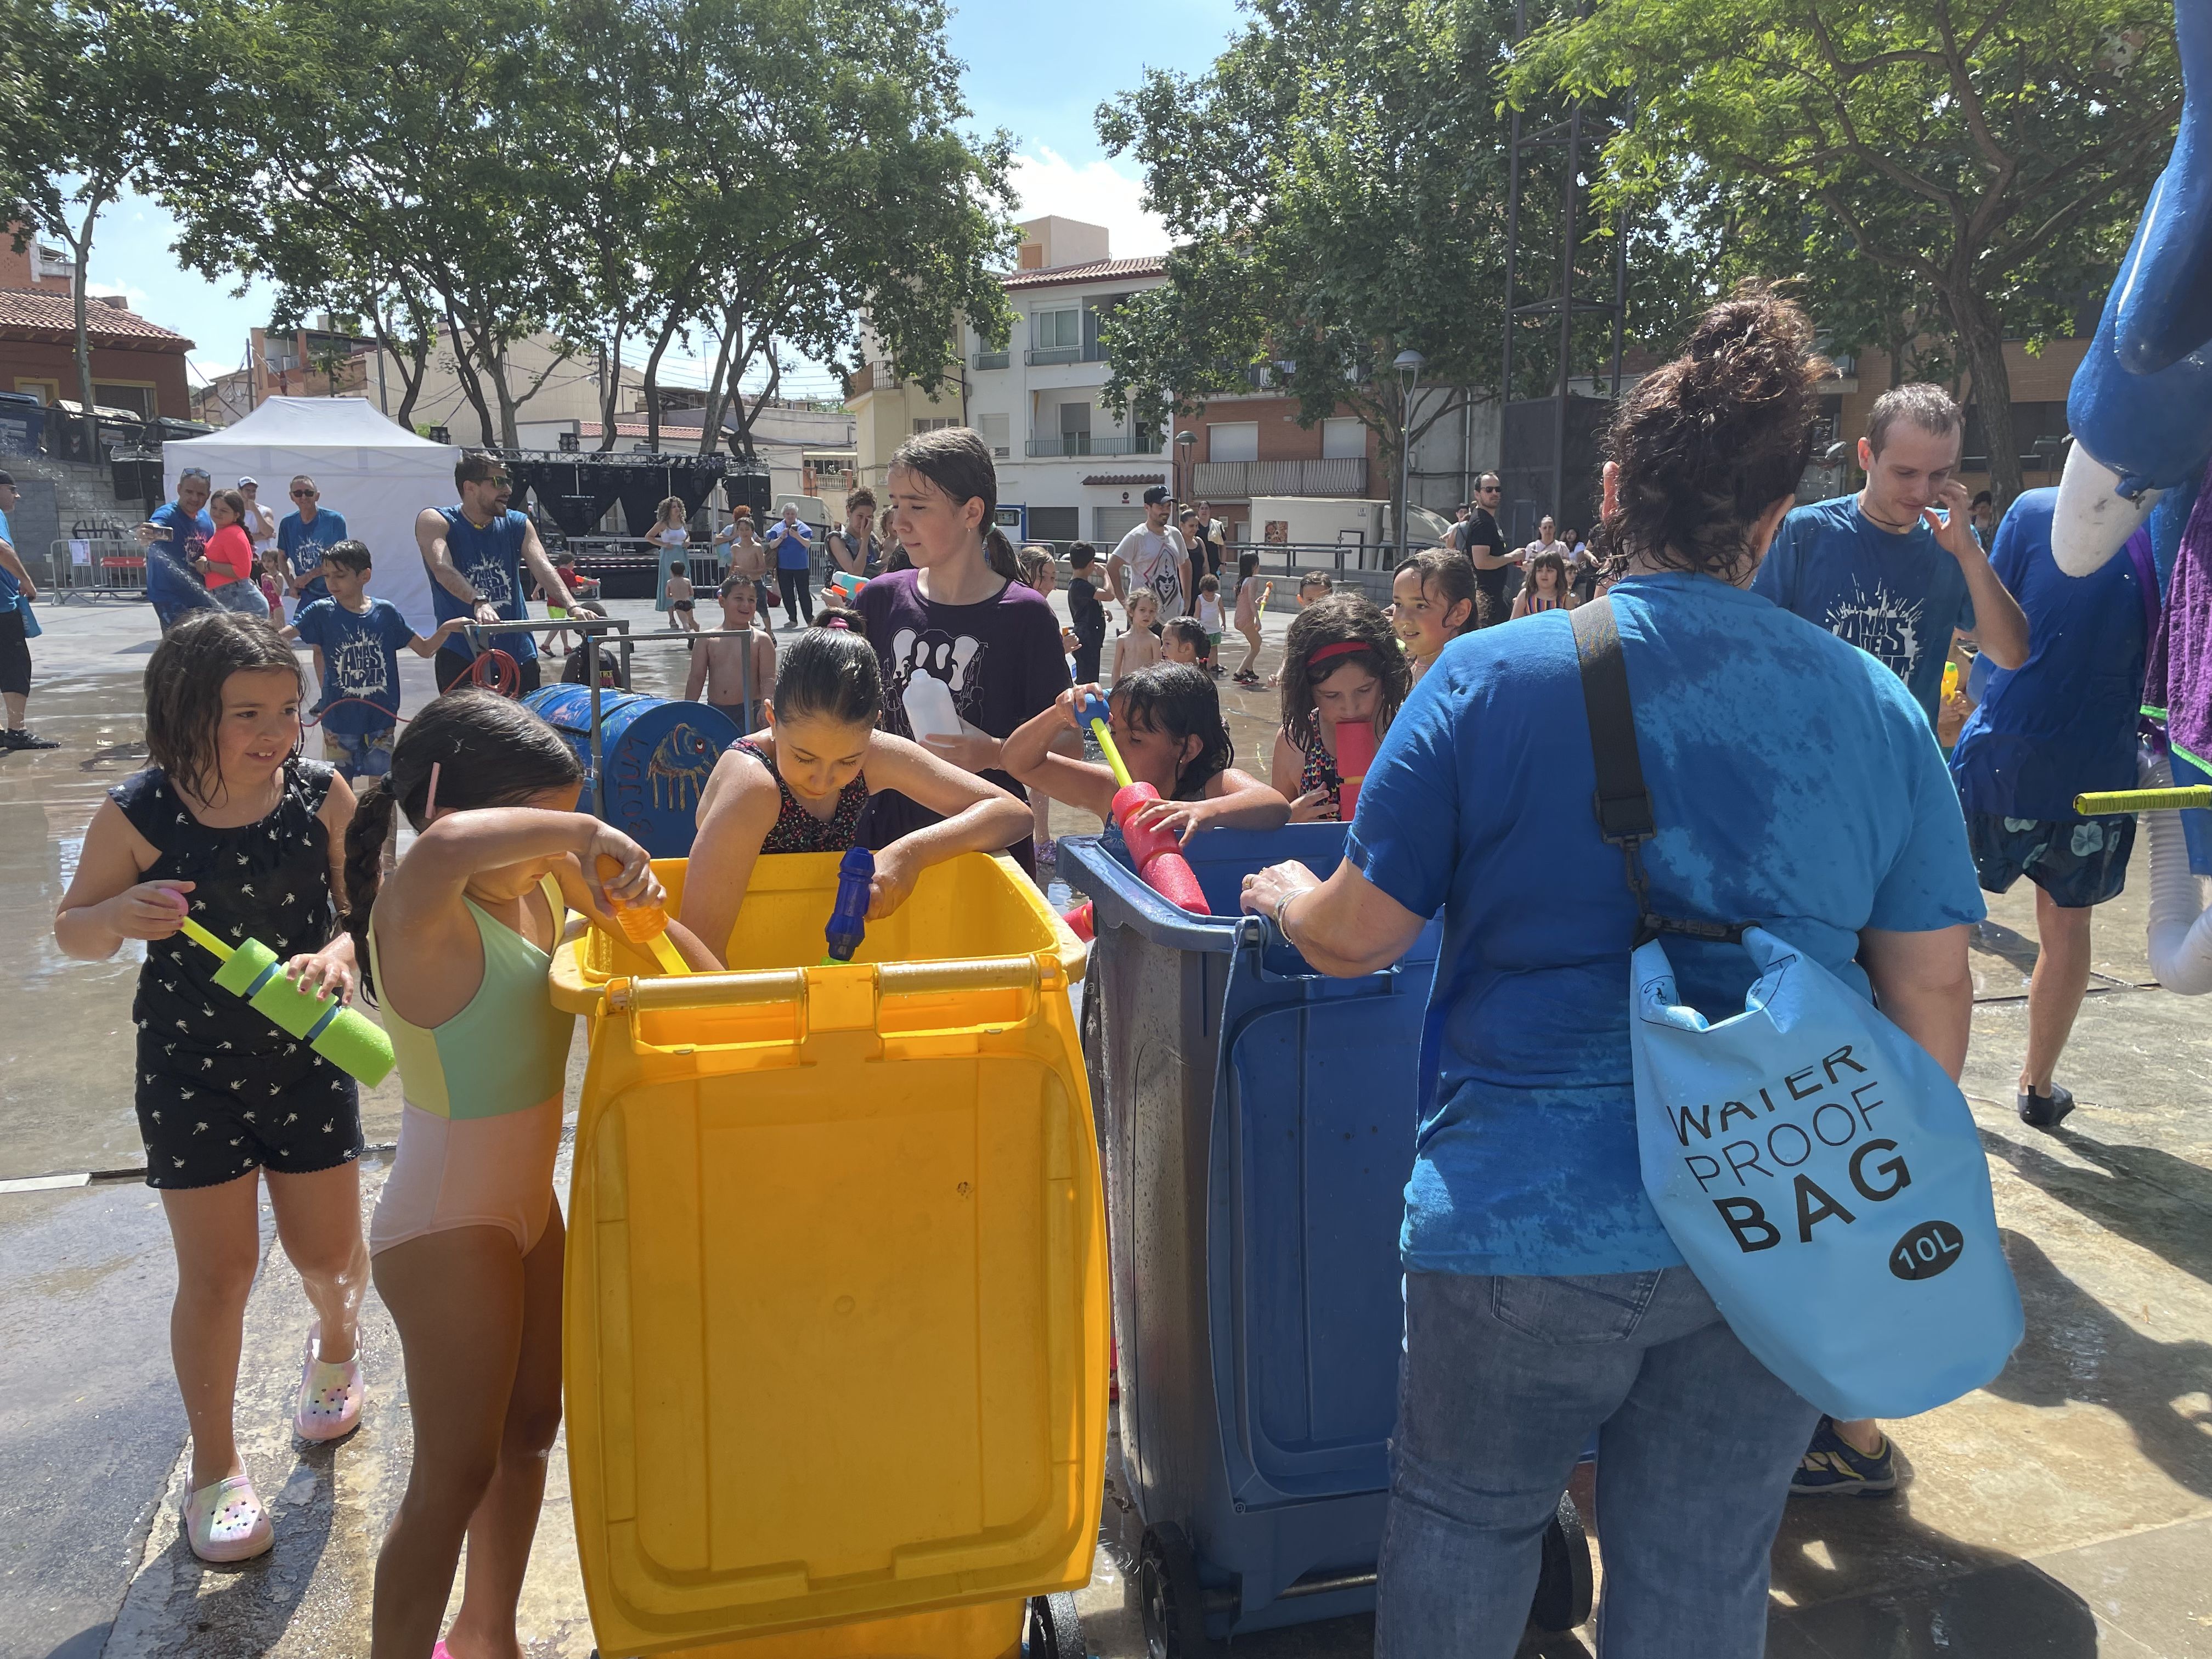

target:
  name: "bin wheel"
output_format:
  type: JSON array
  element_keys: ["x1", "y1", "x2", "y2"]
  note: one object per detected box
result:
[
  {"x1": 1137, "y1": 1522, "x2": 1211, "y2": 1658},
  {"x1": 1024, "y1": 1589, "x2": 1088, "y2": 1657},
  {"x1": 1529, "y1": 1491, "x2": 1594, "y2": 1632}
]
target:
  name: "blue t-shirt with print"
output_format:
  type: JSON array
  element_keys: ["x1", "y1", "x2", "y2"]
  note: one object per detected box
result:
[
  {"x1": 768, "y1": 520, "x2": 812, "y2": 571},
  {"x1": 1751, "y1": 494, "x2": 1976, "y2": 724},
  {"x1": 1950, "y1": 489, "x2": 2147, "y2": 823},
  {"x1": 427, "y1": 506, "x2": 537, "y2": 663},
  {"x1": 145, "y1": 502, "x2": 216, "y2": 607},
  {"x1": 0, "y1": 506, "x2": 18, "y2": 611},
  {"x1": 1345, "y1": 573, "x2": 1987, "y2": 1278},
  {"x1": 277, "y1": 507, "x2": 349, "y2": 606},
  {"x1": 292, "y1": 597, "x2": 416, "y2": 735}
]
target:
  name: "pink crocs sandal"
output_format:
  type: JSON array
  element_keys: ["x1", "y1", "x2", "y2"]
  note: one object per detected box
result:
[
  {"x1": 183, "y1": 1472, "x2": 273, "y2": 1562},
  {"x1": 293, "y1": 1321, "x2": 364, "y2": 1442}
]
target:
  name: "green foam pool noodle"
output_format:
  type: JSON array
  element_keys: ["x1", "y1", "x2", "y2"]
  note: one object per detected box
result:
[{"x1": 181, "y1": 919, "x2": 397, "y2": 1087}]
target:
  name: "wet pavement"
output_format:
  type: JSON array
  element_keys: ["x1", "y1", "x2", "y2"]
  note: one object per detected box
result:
[{"x1": 2, "y1": 597, "x2": 2208, "y2": 1658}]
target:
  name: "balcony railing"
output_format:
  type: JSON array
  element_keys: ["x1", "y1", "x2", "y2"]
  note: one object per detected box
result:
[
  {"x1": 973, "y1": 349, "x2": 1009, "y2": 370},
  {"x1": 1192, "y1": 456, "x2": 1369, "y2": 498},
  {"x1": 1025, "y1": 432, "x2": 1166, "y2": 459},
  {"x1": 1025, "y1": 345, "x2": 1083, "y2": 366}
]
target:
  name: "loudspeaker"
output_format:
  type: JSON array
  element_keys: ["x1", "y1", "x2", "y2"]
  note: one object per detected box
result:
[
  {"x1": 1499, "y1": 395, "x2": 1609, "y2": 544},
  {"x1": 724, "y1": 466, "x2": 772, "y2": 519}
]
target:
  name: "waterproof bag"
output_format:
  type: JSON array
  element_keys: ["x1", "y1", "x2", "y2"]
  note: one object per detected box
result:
[{"x1": 1572, "y1": 599, "x2": 2022, "y2": 1420}]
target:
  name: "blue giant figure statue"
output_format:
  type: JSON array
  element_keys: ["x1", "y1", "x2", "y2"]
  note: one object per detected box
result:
[{"x1": 2054, "y1": 0, "x2": 2212, "y2": 992}]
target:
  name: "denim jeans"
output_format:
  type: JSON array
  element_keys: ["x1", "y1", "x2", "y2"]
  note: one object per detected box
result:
[{"x1": 1375, "y1": 1267, "x2": 1819, "y2": 1659}]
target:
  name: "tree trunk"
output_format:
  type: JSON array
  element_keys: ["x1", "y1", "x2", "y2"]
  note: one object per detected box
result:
[
  {"x1": 439, "y1": 307, "x2": 499, "y2": 447},
  {"x1": 697, "y1": 313, "x2": 741, "y2": 456},
  {"x1": 597, "y1": 328, "x2": 623, "y2": 451},
  {"x1": 484, "y1": 340, "x2": 523, "y2": 449},
  {"x1": 1945, "y1": 284, "x2": 2023, "y2": 509},
  {"x1": 641, "y1": 319, "x2": 682, "y2": 454},
  {"x1": 64, "y1": 189, "x2": 112, "y2": 439},
  {"x1": 376, "y1": 309, "x2": 434, "y2": 428}
]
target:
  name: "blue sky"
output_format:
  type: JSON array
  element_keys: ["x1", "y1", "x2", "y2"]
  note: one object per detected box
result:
[{"x1": 80, "y1": 0, "x2": 1246, "y2": 397}]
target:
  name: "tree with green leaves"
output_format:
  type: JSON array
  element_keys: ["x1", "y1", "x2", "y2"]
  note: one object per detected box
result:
[
  {"x1": 1512, "y1": 0, "x2": 2181, "y2": 503},
  {"x1": 1096, "y1": 0, "x2": 1519, "y2": 485},
  {"x1": 0, "y1": 0, "x2": 199, "y2": 425}
]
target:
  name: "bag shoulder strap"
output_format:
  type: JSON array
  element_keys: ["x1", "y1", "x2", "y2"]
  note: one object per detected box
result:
[{"x1": 1570, "y1": 596, "x2": 1743, "y2": 946}]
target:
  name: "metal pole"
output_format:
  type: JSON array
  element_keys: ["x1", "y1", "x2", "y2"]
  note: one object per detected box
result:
[
  {"x1": 585, "y1": 631, "x2": 605, "y2": 819},
  {"x1": 1555, "y1": 106, "x2": 1583, "y2": 528},
  {"x1": 1610, "y1": 189, "x2": 1629, "y2": 401},
  {"x1": 738, "y1": 617, "x2": 755, "y2": 729},
  {"x1": 1500, "y1": 0, "x2": 1527, "y2": 428}
]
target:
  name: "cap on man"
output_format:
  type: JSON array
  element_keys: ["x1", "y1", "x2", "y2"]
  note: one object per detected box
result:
[{"x1": 1750, "y1": 383, "x2": 2029, "y2": 723}]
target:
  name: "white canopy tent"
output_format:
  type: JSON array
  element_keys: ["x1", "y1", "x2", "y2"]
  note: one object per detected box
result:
[{"x1": 164, "y1": 398, "x2": 459, "y2": 633}]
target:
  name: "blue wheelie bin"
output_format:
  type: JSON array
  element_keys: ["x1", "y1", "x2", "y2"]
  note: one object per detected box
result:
[{"x1": 1062, "y1": 824, "x2": 1593, "y2": 1653}]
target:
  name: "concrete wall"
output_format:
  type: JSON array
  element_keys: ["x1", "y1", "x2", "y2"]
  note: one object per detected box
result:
[{"x1": 0, "y1": 451, "x2": 143, "y2": 578}]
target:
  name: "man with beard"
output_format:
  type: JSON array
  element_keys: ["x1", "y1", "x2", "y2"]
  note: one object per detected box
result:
[{"x1": 415, "y1": 450, "x2": 564, "y2": 695}]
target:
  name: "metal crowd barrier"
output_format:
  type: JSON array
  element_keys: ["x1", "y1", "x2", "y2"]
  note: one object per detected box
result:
[{"x1": 47, "y1": 538, "x2": 150, "y2": 602}]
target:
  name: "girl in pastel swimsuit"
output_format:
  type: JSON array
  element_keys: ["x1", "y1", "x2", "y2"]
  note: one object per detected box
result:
[
  {"x1": 681, "y1": 620, "x2": 1032, "y2": 968},
  {"x1": 341, "y1": 689, "x2": 705, "y2": 1659}
]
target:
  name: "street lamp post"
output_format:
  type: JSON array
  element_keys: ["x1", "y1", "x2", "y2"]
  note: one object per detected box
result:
[
  {"x1": 1175, "y1": 428, "x2": 1197, "y2": 504},
  {"x1": 1393, "y1": 348, "x2": 1425, "y2": 562}
]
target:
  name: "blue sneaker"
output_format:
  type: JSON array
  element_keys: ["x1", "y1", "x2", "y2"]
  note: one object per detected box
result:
[{"x1": 1790, "y1": 1416, "x2": 1898, "y2": 1497}]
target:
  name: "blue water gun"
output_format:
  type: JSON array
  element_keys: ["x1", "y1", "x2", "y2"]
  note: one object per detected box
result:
[{"x1": 823, "y1": 846, "x2": 875, "y2": 963}]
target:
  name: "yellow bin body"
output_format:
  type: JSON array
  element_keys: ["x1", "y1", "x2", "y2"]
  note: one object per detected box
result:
[{"x1": 554, "y1": 852, "x2": 1107, "y2": 1657}]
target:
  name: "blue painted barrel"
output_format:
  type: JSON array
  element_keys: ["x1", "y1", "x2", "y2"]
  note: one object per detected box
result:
[{"x1": 522, "y1": 685, "x2": 737, "y2": 857}]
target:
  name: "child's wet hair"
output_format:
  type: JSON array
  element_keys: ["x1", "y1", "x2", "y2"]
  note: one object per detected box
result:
[
  {"x1": 1068, "y1": 541, "x2": 1097, "y2": 571},
  {"x1": 1113, "y1": 662, "x2": 1234, "y2": 798},
  {"x1": 341, "y1": 690, "x2": 584, "y2": 1001},
  {"x1": 1015, "y1": 546, "x2": 1056, "y2": 591},
  {"x1": 719, "y1": 573, "x2": 758, "y2": 600},
  {"x1": 1279, "y1": 593, "x2": 1409, "y2": 744},
  {"x1": 773, "y1": 620, "x2": 881, "y2": 726},
  {"x1": 1161, "y1": 616, "x2": 1210, "y2": 661},
  {"x1": 324, "y1": 540, "x2": 373, "y2": 575},
  {"x1": 143, "y1": 610, "x2": 304, "y2": 806},
  {"x1": 1297, "y1": 571, "x2": 1333, "y2": 596},
  {"x1": 1393, "y1": 549, "x2": 1477, "y2": 636},
  {"x1": 1239, "y1": 551, "x2": 1260, "y2": 582}
]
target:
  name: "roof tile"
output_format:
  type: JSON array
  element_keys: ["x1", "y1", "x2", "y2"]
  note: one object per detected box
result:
[
  {"x1": 1000, "y1": 255, "x2": 1168, "y2": 292},
  {"x1": 0, "y1": 288, "x2": 194, "y2": 349}
]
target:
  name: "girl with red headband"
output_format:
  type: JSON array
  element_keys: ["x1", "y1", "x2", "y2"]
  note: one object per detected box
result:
[{"x1": 1270, "y1": 593, "x2": 1412, "y2": 821}]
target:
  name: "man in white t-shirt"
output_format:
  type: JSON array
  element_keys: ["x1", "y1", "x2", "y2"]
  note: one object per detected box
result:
[{"x1": 1107, "y1": 485, "x2": 1192, "y2": 622}]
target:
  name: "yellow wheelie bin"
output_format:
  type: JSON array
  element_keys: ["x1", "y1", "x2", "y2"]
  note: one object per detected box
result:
[{"x1": 551, "y1": 851, "x2": 1106, "y2": 1659}]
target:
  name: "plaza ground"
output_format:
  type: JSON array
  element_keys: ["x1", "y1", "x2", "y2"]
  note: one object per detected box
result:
[{"x1": 1, "y1": 596, "x2": 2207, "y2": 1658}]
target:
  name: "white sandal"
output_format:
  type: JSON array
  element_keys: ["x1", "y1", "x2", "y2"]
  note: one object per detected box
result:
[
  {"x1": 292, "y1": 1321, "x2": 364, "y2": 1442},
  {"x1": 183, "y1": 1472, "x2": 273, "y2": 1562}
]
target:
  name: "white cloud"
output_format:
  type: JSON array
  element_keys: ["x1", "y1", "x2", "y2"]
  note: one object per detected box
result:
[{"x1": 1009, "y1": 148, "x2": 1170, "y2": 258}]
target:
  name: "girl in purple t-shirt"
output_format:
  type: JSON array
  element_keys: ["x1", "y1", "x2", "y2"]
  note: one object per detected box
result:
[{"x1": 855, "y1": 428, "x2": 1069, "y2": 876}]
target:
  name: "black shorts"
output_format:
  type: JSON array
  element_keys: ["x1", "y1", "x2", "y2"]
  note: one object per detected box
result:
[
  {"x1": 1965, "y1": 809, "x2": 2136, "y2": 910},
  {"x1": 0, "y1": 607, "x2": 29, "y2": 696},
  {"x1": 135, "y1": 1034, "x2": 364, "y2": 1189}
]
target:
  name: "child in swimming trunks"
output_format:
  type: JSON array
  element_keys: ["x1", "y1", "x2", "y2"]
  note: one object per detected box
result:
[
  {"x1": 343, "y1": 690, "x2": 709, "y2": 1657},
  {"x1": 665, "y1": 559, "x2": 698, "y2": 633},
  {"x1": 1003, "y1": 661, "x2": 1289, "y2": 840},
  {"x1": 1270, "y1": 593, "x2": 1410, "y2": 822},
  {"x1": 681, "y1": 620, "x2": 1032, "y2": 967},
  {"x1": 54, "y1": 611, "x2": 366, "y2": 1564},
  {"x1": 683, "y1": 575, "x2": 778, "y2": 731}
]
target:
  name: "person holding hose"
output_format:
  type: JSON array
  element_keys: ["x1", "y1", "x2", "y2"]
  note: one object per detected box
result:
[{"x1": 1240, "y1": 285, "x2": 1987, "y2": 1657}]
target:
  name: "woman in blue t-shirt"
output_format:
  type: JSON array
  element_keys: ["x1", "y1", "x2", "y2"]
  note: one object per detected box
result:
[{"x1": 1240, "y1": 288, "x2": 1986, "y2": 1658}]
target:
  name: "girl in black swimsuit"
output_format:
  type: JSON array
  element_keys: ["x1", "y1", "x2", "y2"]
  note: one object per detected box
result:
[{"x1": 678, "y1": 623, "x2": 1034, "y2": 966}]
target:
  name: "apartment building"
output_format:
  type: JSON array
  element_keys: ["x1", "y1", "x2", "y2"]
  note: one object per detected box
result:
[
  {"x1": 853, "y1": 217, "x2": 1173, "y2": 546},
  {"x1": 192, "y1": 323, "x2": 642, "y2": 439},
  {"x1": 1, "y1": 232, "x2": 196, "y2": 419}
]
